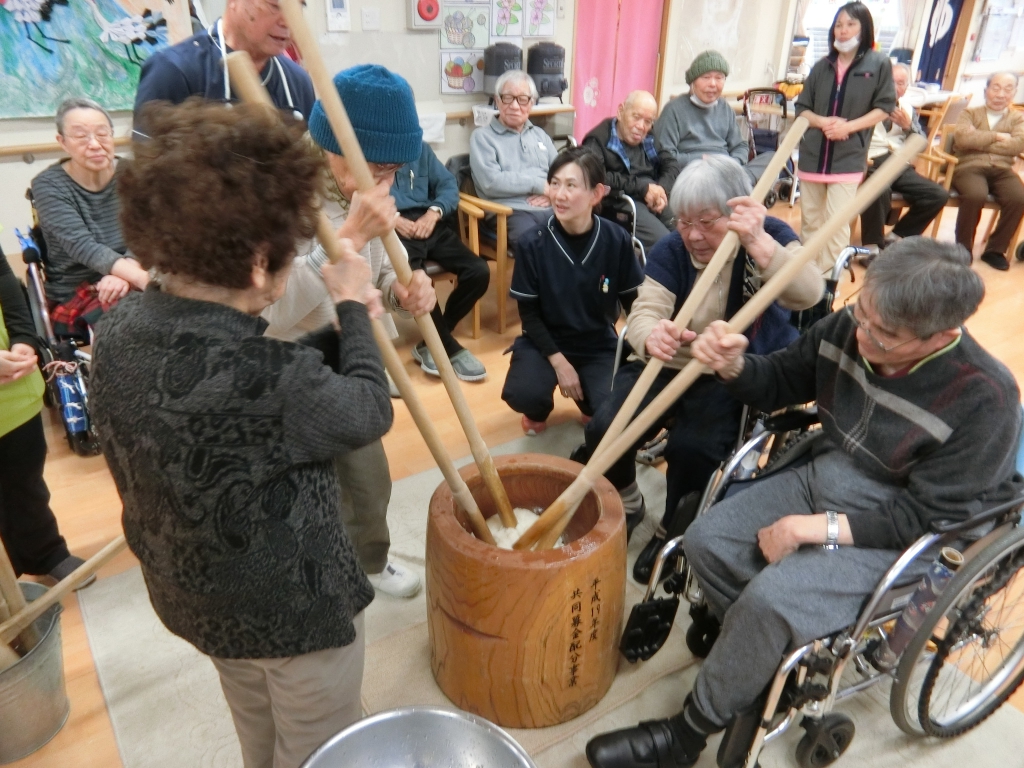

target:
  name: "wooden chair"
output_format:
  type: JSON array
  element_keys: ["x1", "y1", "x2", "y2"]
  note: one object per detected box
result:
[
  {"x1": 445, "y1": 153, "x2": 515, "y2": 334},
  {"x1": 919, "y1": 124, "x2": 1024, "y2": 258},
  {"x1": 421, "y1": 196, "x2": 486, "y2": 339},
  {"x1": 918, "y1": 94, "x2": 970, "y2": 149}
]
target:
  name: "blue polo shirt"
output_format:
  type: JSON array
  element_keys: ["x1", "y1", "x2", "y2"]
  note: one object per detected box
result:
[
  {"x1": 134, "y1": 23, "x2": 315, "y2": 127},
  {"x1": 510, "y1": 215, "x2": 644, "y2": 355}
]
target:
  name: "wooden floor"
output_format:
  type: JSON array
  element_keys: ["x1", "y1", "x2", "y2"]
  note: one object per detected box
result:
[{"x1": 9, "y1": 203, "x2": 1024, "y2": 767}]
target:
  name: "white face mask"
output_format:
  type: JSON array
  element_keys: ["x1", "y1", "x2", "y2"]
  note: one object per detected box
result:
[{"x1": 834, "y1": 36, "x2": 860, "y2": 54}]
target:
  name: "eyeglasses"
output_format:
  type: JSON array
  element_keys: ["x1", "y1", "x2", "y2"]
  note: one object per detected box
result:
[
  {"x1": 677, "y1": 215, "x2": 724, "y2": 233},
  {"x1": 845, "y1": 304, "x2": 918, "y2": 353},
  {"x1": 65, "y1": 128, "x2": 114, "y2": 144},
  {"x1": 368, "y1": 162, "x2": 403, "y2": 179},
  {"x1": 499, "y1": 94, "x2": 533, "y2": 106}
]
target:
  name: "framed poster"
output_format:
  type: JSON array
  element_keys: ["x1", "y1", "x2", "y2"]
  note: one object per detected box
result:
[
  {"x1": 440, "y1": 3, "x2": 489, "y2": 49},
  {"x1": 440, "y1": 50, "x2": 485, "y2": 93}
]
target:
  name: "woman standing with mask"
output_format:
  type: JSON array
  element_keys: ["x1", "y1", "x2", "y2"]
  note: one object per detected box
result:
[{"x1": 795, "y1": 2, "x2": 895, "y2": 276}]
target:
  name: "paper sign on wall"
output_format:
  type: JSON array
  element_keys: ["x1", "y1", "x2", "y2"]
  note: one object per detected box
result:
[
  {"x1": 441, "y1": 3, "x2": 490, "y2": 49},
  {"x1": 440, "y1": 51, "x2": 485, "y2": 93},
  {"x1": 492, "y1": 0, "x2": 522, "y2": 37},
  {"x1": 524, "y1": 0, "x2": 554, "y2": 36}
]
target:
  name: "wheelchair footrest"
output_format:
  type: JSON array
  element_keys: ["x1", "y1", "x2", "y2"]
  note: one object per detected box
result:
[{"x1": 619, "y1": 596, "x2": 679, "y2": 663}]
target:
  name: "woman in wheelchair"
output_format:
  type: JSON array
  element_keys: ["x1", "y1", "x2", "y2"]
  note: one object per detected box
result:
[
  {"x1": 577, "y1": 154, "x2": 823, "y2": 544},
  {"x1": 30, "y1": 97, "x2": 149, "y2": 338},
  {"x1": 585, "y1": 238, "x2": 1024, "y2": 768}
]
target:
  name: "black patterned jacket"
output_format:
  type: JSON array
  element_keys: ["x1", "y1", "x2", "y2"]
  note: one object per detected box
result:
[{"x1": 91, "y1": 289, "x2": 391, "y2": 659}]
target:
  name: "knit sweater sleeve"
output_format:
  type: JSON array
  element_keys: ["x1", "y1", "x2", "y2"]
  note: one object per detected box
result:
[
  {"x1": 0, "y1": 249, "x2": 40, "y2": 352},
  {"x1": 31, "y1": 168, "x2": 124, "y2": 276},
  {"x1": 652, "y1": 100, "x2": 683, "y2": 161},
  {"x1": 723, "y1": 102, "x2": 749, "y2": 164},
  {"x1": 848, "y1": 382, "x2": 1024, "y2": 549},
  {"x1": 280, "y1": 301, "x2": 392, "y2": 463},
  {"x1": 723, "y1": 312, "x2": 828, "y2": 411},
  {"x1": 626, "y1": 276, "x2": 676, "y2": 363},
  {"x1": 425, "y1": 145, "x2": 460, "y2": 215},
  {"x1": 953, "y1": 109, "x2": 996, "y2": 152}
]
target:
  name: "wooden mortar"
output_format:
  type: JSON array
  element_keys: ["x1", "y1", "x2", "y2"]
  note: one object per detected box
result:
[{"x1": 426, "y1": 454, "x2": 625, "y2": 728}]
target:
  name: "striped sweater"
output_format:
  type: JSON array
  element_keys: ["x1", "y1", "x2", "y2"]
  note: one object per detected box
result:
[
  {"x1": 726, "y1": 308, "x2": 1023, "y2": 549},
  {"x1": 31, "y1": 161, "x2": 128, "y2": 304}
]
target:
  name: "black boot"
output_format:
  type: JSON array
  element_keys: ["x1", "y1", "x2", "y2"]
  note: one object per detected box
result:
[
  {"x1": 633, "y1": 492, "x2": 701, "y2": 584},
  {"x1": 586, "y1": 695, "x2": 716, "y2": 768}
]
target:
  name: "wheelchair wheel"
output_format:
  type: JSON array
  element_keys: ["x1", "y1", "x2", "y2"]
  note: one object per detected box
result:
[
  {"x1": 890, "y1": 525, "x2": 1024, "y2": 737},
  {"x1": 763, "y1": 190, "x2": 778, "y2": 209},
  {"x1": 795, "y1": 713, "x2": 855, "y2": 768},
  {"x1": 685, "y1": 604, "x2": 720, "y2": 658}
]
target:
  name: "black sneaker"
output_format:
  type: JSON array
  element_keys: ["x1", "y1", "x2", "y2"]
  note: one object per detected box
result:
[
  {"x1": 980, "y1": 251, "x2": 1010, "y2": 271},
  {"x1": 48, "y1": 555, "x2": 96, "y2": 590},
  {"x1": 586, "y1": 715, "x2": 706, "y2": 768}
]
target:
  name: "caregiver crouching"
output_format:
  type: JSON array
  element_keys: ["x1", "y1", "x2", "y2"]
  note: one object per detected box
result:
[{"x1": 90, "y1": 99, "x2": 392, "y2": 768}]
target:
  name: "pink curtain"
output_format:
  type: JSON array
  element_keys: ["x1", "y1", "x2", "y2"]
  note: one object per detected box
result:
[{"x1": 572, "y1": 0, "x2": 665, "y2": 139}]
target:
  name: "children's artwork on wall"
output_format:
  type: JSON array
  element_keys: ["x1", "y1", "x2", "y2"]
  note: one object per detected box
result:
[
  {"x1": 440, "y1": 2, "x2": 489, "y2": 50},
  {"x1": 440, "y1": 50, "x2": 484, "y2": 94},
  {"x1": 0, "y1": 0, "x2": 171, "y2": 118},
  {"x1": 524, "y1": 0, "x2": 553, "y2": 36},
  {"x1": 491, "y1": 0, "x2": 521, "y2": 37}
]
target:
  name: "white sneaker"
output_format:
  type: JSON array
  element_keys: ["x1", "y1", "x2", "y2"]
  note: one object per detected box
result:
[{"x1": 367, "y1": 561, "x2": 421, "y2": 598}]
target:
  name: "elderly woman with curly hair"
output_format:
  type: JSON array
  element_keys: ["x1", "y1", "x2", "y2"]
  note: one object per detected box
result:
[{"x1": 90, "y1": 99, "x2": 391, "y2": 768}]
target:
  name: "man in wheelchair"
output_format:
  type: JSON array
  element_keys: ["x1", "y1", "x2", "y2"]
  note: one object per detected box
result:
[{"x1": 586, "y1": 237, "x2": 1023, "y2": 768}]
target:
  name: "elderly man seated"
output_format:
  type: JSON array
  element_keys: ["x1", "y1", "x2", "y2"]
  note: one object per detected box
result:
[
  {"x1": 654, "y1": 50, "x2": 774, "y2": 184},
  {"x1": 574, "y1": 154, "x2": 823, "y2": 540},
  {"x1": 31, "y1": 98, "x2": 149, "y2": 337},
  {"x1": 470, "y1": 71, "x2": 559, "y2": 247},
  {"x1": 583, "y1": 90, "x2": 680, "y2": 250},
  {"x1": 586, "y1": 238, "x2": 1023, "y2": 768},
  {"x1": 859, "y1": 62, "x2": 948, "y2": 257},
  {"x1": 951, "y1": 71, "x2": 1024, "y2": 271}
]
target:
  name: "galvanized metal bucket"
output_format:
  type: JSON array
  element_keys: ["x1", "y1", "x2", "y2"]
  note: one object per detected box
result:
[{"x1": 0, "y1": 581, "x2": 69, "y2": 764}]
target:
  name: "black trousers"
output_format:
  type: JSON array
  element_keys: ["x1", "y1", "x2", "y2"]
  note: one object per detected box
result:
[
  {"x1": 400, "y1": 215, "x2": 490, "y2": 356},
  {"x1": 501, "y1": 336, "x2": 617, "y2": 422},
  {"x1": 581, "y1": 361, "x2": 743, "y2": 521},
  {"x1": 0, "y1": 414, "x2": 70, "y2": 576},
  {"x1": 860, "y1": 152, "x2": 949, "y2": 246}
]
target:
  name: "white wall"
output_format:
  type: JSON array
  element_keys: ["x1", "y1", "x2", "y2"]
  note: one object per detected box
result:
[
  {"x1": 0, "y1": 0, "x2": 575, "y2": 256},
  {"x1": 657, "y1": 0, "x2": 796, "y2": 105}
]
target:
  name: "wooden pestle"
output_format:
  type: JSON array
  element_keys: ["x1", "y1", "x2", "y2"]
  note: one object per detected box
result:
[
  {"x1": 0, "y1": 540, "x2": 41, "y2": 654},
  {"x1": 519, "y1": 134, "x2": 927, "y2": 550},
  {"x1": 225, "y1": 51, "x2": 496, "y2": 544},
  {"x1": 271, "y1": 0, "x2": 518, "y2": 529}
]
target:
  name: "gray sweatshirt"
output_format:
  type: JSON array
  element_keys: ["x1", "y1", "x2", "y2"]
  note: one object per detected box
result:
[
  {"x1": 469, "y1": 117, "x2": 558, "y2": 211},
  {"x1": 653, "y1": 96, "x2": 749, "y2": 170}
]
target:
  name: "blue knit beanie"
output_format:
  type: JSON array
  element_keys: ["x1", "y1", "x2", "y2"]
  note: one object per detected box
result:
[{"x1": 308, "y1": 64, "x2": 422, "y2": 164}]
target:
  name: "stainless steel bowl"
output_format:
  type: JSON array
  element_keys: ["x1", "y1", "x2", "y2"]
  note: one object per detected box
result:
[{"x1": 300, "y1": 706, "x2": 537, "y2": 768}]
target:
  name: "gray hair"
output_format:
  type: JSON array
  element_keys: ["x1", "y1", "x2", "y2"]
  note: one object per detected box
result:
[
  {"x1": 864, "y1": 237, "x2": 984, "y2": 338},
  {"x1": 669, "y1": 154, "x2": 752, "y2": 218},
  {"x1": 494, "y1": 70, "x2": 538, "y2": 103},
  {"x1": 986, "y1": 71, "x2": 1018, "y2": 89},
  {"x1": 892, "y1": 62, "x2": 912, "y2": 79},
  {"x1": 56, "y1": 97, "x2": 113, "y2": 135}
]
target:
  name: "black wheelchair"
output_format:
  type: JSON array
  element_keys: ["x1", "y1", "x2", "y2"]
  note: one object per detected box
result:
[
  {"x1": 619, "y1": 338, "x2": 1024, "y2": 766},
  {"x1": 16, "y1": 217, "x2": 100, "y2": 457}
]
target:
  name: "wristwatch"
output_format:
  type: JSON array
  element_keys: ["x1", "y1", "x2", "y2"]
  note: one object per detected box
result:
[
  {"x1": 428, "y1": 205, "x2": 444, "y2": 218},
  {"x1": 823, "y1": 510, "x2": 840, "y2": 551}
]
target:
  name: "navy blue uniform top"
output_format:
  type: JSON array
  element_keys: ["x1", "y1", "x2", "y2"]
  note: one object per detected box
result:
[
  {"x1": 133, "y1": 22, "x2": 315, "y2": 128},
  {"x1": 510, "y1": 215, "x2": 644, "y2": 356}
]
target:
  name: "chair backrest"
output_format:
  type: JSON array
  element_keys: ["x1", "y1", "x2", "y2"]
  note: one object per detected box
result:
[
  {"x1": 926, "y1": 94, "x2": 970, "y2": 147},
  {"x1": 444, "y1": 153, "x2": 477, "y2": 196}
]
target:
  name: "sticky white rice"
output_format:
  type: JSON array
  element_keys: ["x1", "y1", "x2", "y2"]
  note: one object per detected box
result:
[{"x1": 487, "y1": 507, "x2": 564, "y2": 549}]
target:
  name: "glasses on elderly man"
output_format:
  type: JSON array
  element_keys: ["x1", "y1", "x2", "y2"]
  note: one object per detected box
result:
[
  {"x1": 677, "y1": 214, "x2": 724, "y2": 233},
  {"x1": 499, "y1": 94, "x2": 533, "y2": 106},
  {"x1": 66, "y1": 127, "x2": 114, "y2": 144},
  {"x1": 845, "y1": 304, "x2": 919, "y2": 353}
]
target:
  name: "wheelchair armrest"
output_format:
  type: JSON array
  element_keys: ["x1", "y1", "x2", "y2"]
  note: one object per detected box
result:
[
  {"x1": 761, "y1": 406, "x2": 819, "y2": 434},
  {"x1": 618, "y1": 191, "x2": 638, "y2": 218},
  {"x1": 930, "y1": 495, "x2": 1024, "y2": 535}
]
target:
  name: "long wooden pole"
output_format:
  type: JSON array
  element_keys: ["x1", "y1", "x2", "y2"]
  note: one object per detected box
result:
[
  {"x1": 0, "y1": 535, "x2": 127, "y2": 646},
  {"x1": 519, "y1": 135, "x2": 927, "y2": 550},
  {"x1": 0, "y1": 540, "x2": 41, "y2": 653},
  {"x1": 226, "y1": 52, "x2": 496, "y2": 544},
  {"x1": 587, "y1": 117, "x2": 809, "y2": 470},
  {"x1": 274, "y1": 0, "x2": 517, "y2": 529}
]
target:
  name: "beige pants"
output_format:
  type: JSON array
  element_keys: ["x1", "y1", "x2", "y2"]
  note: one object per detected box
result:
[
  {"x1": 211, "y1": 612, "x2": 366, "y2": 768},
  {"x1": 799, "y1": 180, "x2": 859, "y2": 275}
]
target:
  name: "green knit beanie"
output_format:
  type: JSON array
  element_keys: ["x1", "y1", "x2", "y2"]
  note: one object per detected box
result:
[{"x1": 685, "y1": 50, "x2": 730, "y2": 85}]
